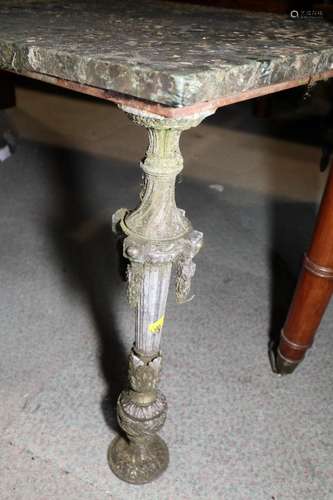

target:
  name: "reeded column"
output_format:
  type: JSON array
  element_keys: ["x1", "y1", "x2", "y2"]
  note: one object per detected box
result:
[{"x1": 108, "y1": 106, "x2": 215, "y2": 484}]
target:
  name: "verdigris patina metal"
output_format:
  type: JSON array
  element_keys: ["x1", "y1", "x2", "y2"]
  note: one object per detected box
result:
[
  {"x1": 2, "y1": 0, "x2": 333, "y2": 486},
  {"x1": 108, "y1": 106, "x2": 214, "y2": 483},
  {"x1": 0, "y1": 0, "x2": 333, "y2": 107}
]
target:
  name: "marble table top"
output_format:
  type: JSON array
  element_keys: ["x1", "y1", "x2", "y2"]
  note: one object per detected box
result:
[{"x1": 0, "y1": 0, "x2": 333, "y2": 109}]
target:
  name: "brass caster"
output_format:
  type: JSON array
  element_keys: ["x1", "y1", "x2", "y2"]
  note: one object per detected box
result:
[
  {"x1": 275, "y1": 349, "x2": 301, "y2": 375},
  {"x1": 108, "y1": 435, "x2": 169, "y2": 484}
]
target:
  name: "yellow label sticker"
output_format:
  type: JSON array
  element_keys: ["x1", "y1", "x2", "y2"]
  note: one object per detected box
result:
[{"x1": 148, "y1": 315, "x2": 165, "y2": 334}]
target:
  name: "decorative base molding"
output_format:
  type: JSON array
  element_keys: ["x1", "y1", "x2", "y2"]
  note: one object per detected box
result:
[{"x1": 108, "y1": 435, "x2": 169, "y2": 484}]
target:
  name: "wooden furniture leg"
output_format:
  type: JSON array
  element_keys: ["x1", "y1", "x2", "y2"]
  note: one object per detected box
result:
[
  {"x1": 0, "y1": 70, "x2": 16, "y2": 109},
  {"x1": 107, "y1": 105, "x2": 215, "y2": 484},
  {"x1": 277, "y1": 166, "x2": 333, "y2": 374}
]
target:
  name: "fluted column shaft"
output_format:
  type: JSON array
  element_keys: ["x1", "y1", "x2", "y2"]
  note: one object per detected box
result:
[{"x1": 108, "y1": 106, "x2": 215, "y2": 484}]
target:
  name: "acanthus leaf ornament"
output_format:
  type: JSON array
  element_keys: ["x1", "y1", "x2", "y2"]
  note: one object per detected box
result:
[
  {"x1": 108, "y1": 105, "x2": 215, "y2": 484},
  {"x1": 176, "y1": 230, "x2": 203, "y2": 303}
]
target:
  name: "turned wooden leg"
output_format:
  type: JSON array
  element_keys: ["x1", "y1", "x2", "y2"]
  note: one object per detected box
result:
[
  {"x1": 0, "y1": 70, "x2": 16, "y2": 109},
  {"x1": 277, "y1": 166, "x2": 333, "y2": 374},
  {"x1": 108, "y1": 106, "x2": 215, "y2": 483}
]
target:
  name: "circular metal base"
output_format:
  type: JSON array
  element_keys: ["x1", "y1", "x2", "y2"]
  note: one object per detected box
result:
[{"x1": 108, "y1": 435, "x2": 169, "y2": 484}]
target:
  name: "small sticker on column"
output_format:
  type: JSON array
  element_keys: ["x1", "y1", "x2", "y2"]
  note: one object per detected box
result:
[{"x1": 148, "y1": 315, "x2": 165, "y2": 334}]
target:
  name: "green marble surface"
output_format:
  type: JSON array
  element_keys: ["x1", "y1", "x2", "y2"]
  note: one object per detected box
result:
[{"x1": 0, "y1": 0, "x2": 332, "y2": 107}]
